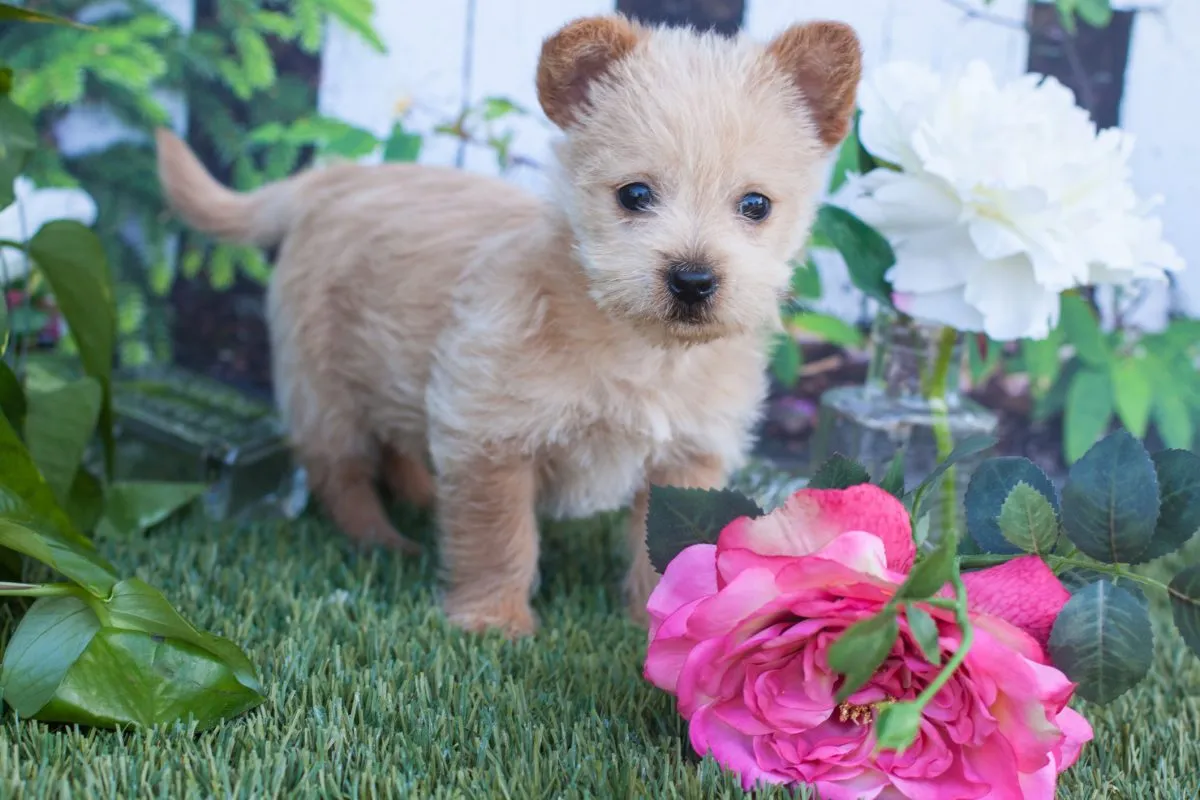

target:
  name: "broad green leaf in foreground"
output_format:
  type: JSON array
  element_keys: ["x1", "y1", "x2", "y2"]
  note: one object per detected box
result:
[
  {"x1": 23, "y1": 377, "x2": 102, "y2": 504},
  {"x1": 1048, "y1": 579, "x2": 1154, "y2": 705},
  {"x1": 96, "y1": 481, "x2": 207, "y2": 539},
  {"x1": 0, "y1": 515, "x2": 117, "y2": 596},
  {"x1": 965, "y1": 457, "x2": 1059, "y2": 555},
  {"x1": 0, "y1": 579, "x2": 265, "y2": 730},
  {"x1": 0, "y1": 412, "x2": 91, "y2": 546},
  {"x1": 1060, "y1": 430, "x2": 1159, "y2": 564},
  {"x1": 28, "y1": 221, "x2": 117, "y2": 477},
  {"x1": 807, "y1": 454, "x2": 871, "y2": 490},
  {"x1": 645, "y1": 486, "x2": 762, "y2": 574},
  {"x1": 0, "y1": 360, "x2": 24, "y2": 426},
  {"x1": 1169, "y1": 567, "x2": 1200, "y2": 659}
]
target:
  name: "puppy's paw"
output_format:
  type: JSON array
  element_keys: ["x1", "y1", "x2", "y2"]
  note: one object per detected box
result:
[
  {"x1": 623, "y1": 562, "x2": 659, "y2": 628},
  {"x1": 445, "y1": 591, "x2": 538, "y2": 639},
  {"x1": 348, "y1": 527, "x2": 423, "y2": 556}
]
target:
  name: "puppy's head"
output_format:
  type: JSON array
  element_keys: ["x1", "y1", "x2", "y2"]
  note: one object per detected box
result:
[{"x1": 537, "y1": 15, "x2": 861, "y2": 344}]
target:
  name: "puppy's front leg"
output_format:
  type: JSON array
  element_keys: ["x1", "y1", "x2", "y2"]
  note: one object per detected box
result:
[
  {"x1": 437, "y1": 453, "x2": 539, "y2": 639},
  {"x1": 625, "y1": 454, "x2": 726, "y2": 625}
]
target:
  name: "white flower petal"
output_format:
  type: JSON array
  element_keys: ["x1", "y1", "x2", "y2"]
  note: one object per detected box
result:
[
  {"x1": 962, "y1": 256, "x2": 1061, "y2": 341},
  {"x1": 887, "y1": 226, "x2": 986, "y2": 294},
  {"x1": 895, "y1": 286, "x2": 985, "y2": 333}
]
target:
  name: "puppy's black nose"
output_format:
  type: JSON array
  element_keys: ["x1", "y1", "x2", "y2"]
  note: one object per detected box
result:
[{"x1": 666, "y1": 264, "x2": 717, "y2": 306}]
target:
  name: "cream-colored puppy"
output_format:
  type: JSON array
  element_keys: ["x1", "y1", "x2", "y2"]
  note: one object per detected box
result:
[{"x1": 156, "y1": 14, "x2": 861, "y2": 638}]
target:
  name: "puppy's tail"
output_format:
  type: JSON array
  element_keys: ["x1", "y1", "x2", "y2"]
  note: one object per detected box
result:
[{"x1": 155, "y1": 128, "x2": 297, "y2": 249}]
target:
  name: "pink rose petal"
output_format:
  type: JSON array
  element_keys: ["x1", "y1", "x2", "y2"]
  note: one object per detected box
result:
[{"x1": 962, "y1": 556, "x2": 1070, "y2": 647}]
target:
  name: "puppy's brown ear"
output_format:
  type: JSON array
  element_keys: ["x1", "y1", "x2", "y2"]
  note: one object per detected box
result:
[
  {"x1": 537, "y1": 15, "x2": 641, "y2": 129},
  {"x1": 766, "y1": 21, "x2": 863, "y2": 149}
]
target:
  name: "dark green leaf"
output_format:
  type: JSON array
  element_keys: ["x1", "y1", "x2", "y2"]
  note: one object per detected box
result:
[
  {"x1": 645, "y1": 486, "x2": 762, "y2": 574},
  {"x1": 997, "y1": 482, "x2": 1060, "y2": 555},
  {"x1": 812, "y1": 204, "x2": 895, "y2": 306},
  {"x1": 877, "y1": 448, "x2": 906, "y2": 499},
  {"x1": 904, "y1": 604, "x2": 941, "y2": 666},
  {"x1": 1060, "y1": 430, "x2": 1159, "y2": 564},
  {"x1": 1076, "y1": 0, "x2": 1114, "y2": 28},
  {"x1": 0, "y1": 360, "x2": 24, "y2": 428},
  {"x1": 33, "y1": 627, "x2": 264, "y2": 730},
  {"x1": 1048, "y1": 579, "x2": 1154, "y2": 704},
  {"x1": 382, "y1": 124, "x2": 423, "y2": 163},
  {"x1": 0, "y1": 594, "x2": 99, "y2": 716},
  {"x1": 0, "y1": 412, "x2": 89, "y2": 546},
  {"x1": 789, "y1": 257, "x2": 822, "y2": 299},
  {"x1": 1060, "y1": 294, "x2": 1110, "y2": 367},
  {"x1": 791, "y1": 312, "x2": 864, "y2": 348},
  {"x1": 769, "y1": 333, "x2": 802, "y2": 388},
  {"x1": 1168, "y1": 566, "x2": 1200, "y2": 660},
  {"x1": 0, "y1": 95, "x2": 37, "y2": 208},
  {"x1": 96, "y1": 481, "x2": 207, "y2": 539},
  {"x1": 827, "y1": 115, "x2": 862, "y2": 193},
  {"x1": 64, "y1": 467, "x2": 104, "y2": 535},
  {"x1": 0, "y1": 4, "x2": 87, "y2": 26},
  {"x1": 23, "y1": 378, "x2": 102, "y2": 504},
  {"x1": 1112, "y1": 358, "x2": 1152, "y2": 439},
  {"x1": 965, "y1": 457, "x2": 1059, "y2": 555},
  {"x1": 28, "y1": 222, "x2": 116, "y2": 478},
  {"x1": 897, "y1": 533, "x2": 956, "y2": 601},
  {"x1": 1141, "y1": 450, "x2": 1200, "y2": 563},
  {"x1": 909, "y1": 434, "x2": 998, "y2": 515},
  {"x1": 1064, "y1": 367, "x2": 1113, "y2": 464},
  {"x1": 873, "y1": 700, "x2": 922, "y2": 753},
  {"x1": 808, "y1": 454, "x2": 871, "y2": 490},
  {"x1": 830, "y1": 611, "x2": 899, "y2": 703}
]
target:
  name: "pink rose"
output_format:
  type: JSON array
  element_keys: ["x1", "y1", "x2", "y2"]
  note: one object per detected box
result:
[{"x1": 644, "y1": 484, "x2": 1092, "y2": 800}]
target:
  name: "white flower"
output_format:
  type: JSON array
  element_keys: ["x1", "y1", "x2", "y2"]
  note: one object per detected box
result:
[
  {"x1": 0, "y1": 177, "x2": 98, "y2": 286},
  {"x1": 837, "y1": 60, "x2": 1184, "y2": 341}
]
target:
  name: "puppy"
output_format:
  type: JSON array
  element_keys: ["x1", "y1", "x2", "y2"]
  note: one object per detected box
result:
[{"x1": 155, "y1": 14, "x2": 861, "y2": 638}]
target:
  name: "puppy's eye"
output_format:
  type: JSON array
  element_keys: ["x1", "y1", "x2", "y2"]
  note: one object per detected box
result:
[
  {"x1": 617, "y1": 182, "x2": 655, "y2": 212},
  {"x1": 738, "y1": 192, "x2": 771, "y2": 222}
]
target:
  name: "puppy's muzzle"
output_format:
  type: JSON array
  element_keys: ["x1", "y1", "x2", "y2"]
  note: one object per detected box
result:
[{"x1": 666, "y1": 262, "x2": 718, "y2": 308}]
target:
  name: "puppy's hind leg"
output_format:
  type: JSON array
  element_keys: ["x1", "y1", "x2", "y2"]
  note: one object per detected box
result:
[
  {"x1": 306, "y1": 452, "x2": 422, "y2": 554},
  {"x1": 381, "y1": 443, "x2": 436, "y2": 511}
]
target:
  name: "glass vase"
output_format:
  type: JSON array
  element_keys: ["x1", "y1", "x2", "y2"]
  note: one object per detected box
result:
[{"x1": 811, "y1": 308, "x2": 998, "y2": 544}]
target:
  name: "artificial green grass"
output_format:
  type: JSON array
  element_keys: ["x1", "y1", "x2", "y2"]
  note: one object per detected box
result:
[{"x1": 1, "y1": 509, "x2": 1198, "y2": 799}]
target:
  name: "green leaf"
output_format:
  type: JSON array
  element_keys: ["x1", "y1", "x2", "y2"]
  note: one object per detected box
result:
[
  {"x1": 967, "y1": 334, "x2": 1002, "y2": 386},
  {"x1": 873, "y1": 700, "x2": 923, "y2": 753},
  {"x1": 908, "y1": 434, "x2": 998, "y2": 515},
  {"x1": 1076, "y1": 0, "x2": 1114, "y2": 28},
  {"x1": 0, "y1": 3, "x2": 88, "y2": 26},
  {"x1": 33, "y1": 627, "x2": 264, "y2": 731},
  {"x1": 904, "y1": 604, "x2": 941, "y2": 666},
  {"x1": 827, "y1": 115, "x2": 862, "y2": 193},
  {"x1": 1168, "y1": 566, "x2": 1200, "y2": 660},
  {"x1": 1111, "y1": 358, "x2": 1152, "y2": 439},
  {"x1": 1048, "y1": 579, "x2": 1154, "y2": 704},
  {"x1": 0, "y1": 96, "x2": 38, "y2": 208},
  {"x1": 808, "y1": 454, "x2": 871, "y2": 490},
  {"x1": 997, "y1": 482, "x2": 1060, "y2": 555},
  {"x1": 896, "y1": 532, "x2": 956, "y2": 601},
  {"x1": 0, "y1": 360, "x2": 24, "y2": 428},
  {"x1": 1139, "y1": 449, "x2": 1200, "y2": 563},
  {"x1": 104, "y1": 578, "x2": 262, "y2": 695},
  {"x1": 1021, "y1": 334, "x2": 1063, "y2": 394},
  {"x1": 965, "y1": 457, "x2": 1059, "y2": 555},
  {"x1": 1064, "y1": 367, "x2": 1113, "y2": 464},
  {"x1": 0, "y1": 412, "x2": 89, "y2": 546},
  {"x1": 645, "y1": 486, "x2": 763, "y2": 574},
  {"x1": 0, "y1": 594, "x2": 99, "y2": 717},
  {"x1": 829, "y1": 610, "x2": 899, "y2": 703},
  {"x1": 96, "y1": 481, "x2": 207, "y2": 539},
  {"x1": 0, "y1": 515, "x2": 117, "y2": 596},
  {"x1": 877, "y1": 448, "x2": 906, "y2": 499},
  {"x1": 789, "y1": 258, "x2": 822, "y2": 300},
  {"x1": 790, "y1": 312, "x2": 864, "y2": 348},
  {"x1": 812, "y1": 204, "x2": 895, "y2": 306},
  {"x1": 64, "y1": 467, "x2": 104, "y2": 535},
  {"x1": 23, "y1": 377, "x2": 102, "y2": 504},
  {"x1": 770, "y1": 333, "x2": 802, "y2": 388},
  {"x1": 1060, "y1": 294, "x2": 1110, "y2": 367},
  {"x1": 1153, "y1": 388, "x2": 1194, "y2": 450},
  {"x1": 382, "y1": 124, "x2": 423, "y2": 163},
  {"x1": 28, "y1": 221, "x2": 116, "y2": 478},
  {"x1": 1060, "y1": 430, "x2": 1159, "y2": 564}
]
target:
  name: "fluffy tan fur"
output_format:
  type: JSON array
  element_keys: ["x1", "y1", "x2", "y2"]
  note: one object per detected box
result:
[{"x1": 155, "y1": 14, "x2": 861, "y2": 637}]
